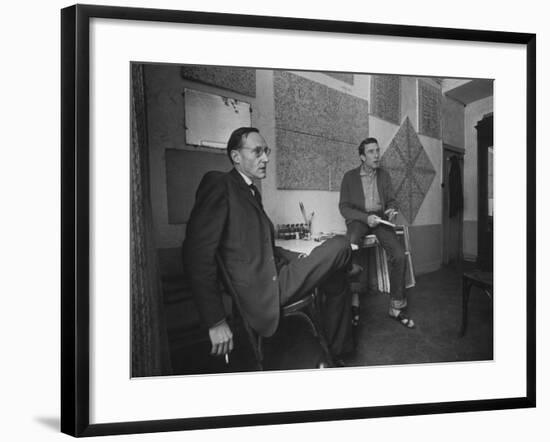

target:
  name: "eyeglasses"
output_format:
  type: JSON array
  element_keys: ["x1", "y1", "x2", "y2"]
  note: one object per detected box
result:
[{"x1": 241, "y1": 146, "x2": 271, "y2": 158}]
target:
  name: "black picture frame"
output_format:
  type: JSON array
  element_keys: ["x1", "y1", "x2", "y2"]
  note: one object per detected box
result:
[{"x1": 61, "y1": 4, "x2": 536, "y2": 437}]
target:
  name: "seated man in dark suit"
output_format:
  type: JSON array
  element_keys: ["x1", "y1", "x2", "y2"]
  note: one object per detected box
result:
[
  {"x1": 339, "y1": 137, "x2": 414, "y2": 328},
  {"x1": 183, "y1": 127, "x2": 354, "y2": 366}
]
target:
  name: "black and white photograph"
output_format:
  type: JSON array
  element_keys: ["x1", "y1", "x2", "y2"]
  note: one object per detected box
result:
[
  {"x1": 131, "y1": 63, "x2": 495, "y2": 377},
  {"x1": 54, "y1": 2, "x2": 537, "y2": 438},
  {"x1": 2, "y1": 0, "x2": 546, "y2": 440}
]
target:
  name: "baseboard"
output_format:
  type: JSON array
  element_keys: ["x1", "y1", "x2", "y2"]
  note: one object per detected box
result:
[{"x1": 414, "y1": 259, "x2": 441, "y2": 276}]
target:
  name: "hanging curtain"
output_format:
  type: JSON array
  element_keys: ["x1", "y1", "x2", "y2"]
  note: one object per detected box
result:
[
  {"x1": 131, "y1": 64, "x2": 172, "y2": 377},
  {"x1": 448, "y1": 155, "x2": 464, "y2": 218}
]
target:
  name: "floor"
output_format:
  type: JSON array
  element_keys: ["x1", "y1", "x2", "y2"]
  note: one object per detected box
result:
[
  {"x1": 170, "y1": 261, "x2": 493, "y2": 374},
  {"x1": 347, "y1": 262, "x2": 493, "y2": 367}
]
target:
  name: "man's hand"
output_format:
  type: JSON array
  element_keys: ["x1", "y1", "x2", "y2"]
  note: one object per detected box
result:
[
  {"x1": 208, "y1": 320, "x2": 234, "y2": 356},
  {"x1": 384, "y1": 208, "x2": 398, "y2": 222},
  {"x1": 367, "y1": 214, "x2": 381, "y2": 228}
]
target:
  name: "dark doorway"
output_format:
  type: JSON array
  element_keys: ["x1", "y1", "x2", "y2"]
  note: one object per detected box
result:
[{"x1": 442, "y1": 145, "x2": 465, "y2": 266}]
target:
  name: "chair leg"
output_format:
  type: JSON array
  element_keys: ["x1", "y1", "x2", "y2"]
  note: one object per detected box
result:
[
  {"x1": 288, "y1": 311, "x2": 317, "y2": 337},
  {"x1": 310, "y1": 297, "x2": 334, "y2": 367},
  {"x1": 284, "y1": 309, "x2": 333, "y2": 367}
]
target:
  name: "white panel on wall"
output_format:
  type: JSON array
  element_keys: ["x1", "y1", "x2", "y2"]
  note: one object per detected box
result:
[{"x1": 184, "y1": 88, "x2": 251, "y2": 149}]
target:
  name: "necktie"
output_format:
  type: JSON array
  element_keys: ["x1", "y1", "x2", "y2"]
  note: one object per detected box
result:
[{"x1": 249, "y1": 183, "x2": 263, "y2": 207}]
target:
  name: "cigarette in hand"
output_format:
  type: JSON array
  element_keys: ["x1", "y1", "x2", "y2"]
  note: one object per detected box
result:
[{"x1": 224, "y1": 353, "x2": 229, "y2": 365}]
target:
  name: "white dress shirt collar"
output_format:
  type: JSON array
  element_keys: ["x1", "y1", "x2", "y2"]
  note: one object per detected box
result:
[{"x1": 236, "y1": 169, "x2": 253, "y2": 186}]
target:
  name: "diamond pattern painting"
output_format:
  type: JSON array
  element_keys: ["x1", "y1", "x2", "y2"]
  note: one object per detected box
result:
[{"x1": 381, "y1": 117, "x2": 436, "y2": 223}]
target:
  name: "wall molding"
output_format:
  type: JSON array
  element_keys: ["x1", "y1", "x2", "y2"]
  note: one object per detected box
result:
[{"x1": 413, "y1": 259, "x2": 441, "y2": 276}]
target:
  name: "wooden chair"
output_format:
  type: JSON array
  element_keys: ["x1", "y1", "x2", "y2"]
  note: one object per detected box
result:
[
  {"x1": 159, "y1": 247, "x2": 233, "y2": 375},
  {"x1": 460, "y1": 271, "x2": 493, "y2": 336},
  {"x1": 215, "y1": 254, "x2": 334, "y2": 370},
  {"x1": 361, "y1": 225, "x2": 416, "y2": 295}
]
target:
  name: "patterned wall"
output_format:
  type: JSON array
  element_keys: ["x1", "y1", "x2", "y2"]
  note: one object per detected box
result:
[
  {"x1": 381, "y1": 117, "x2": 436, "y2": 224},
  {"x1": 371, "y1": 75, "x2": 401, "y2": 125},
  {"x1": 274, "y1": 71, "x2": 368, "y2": 191},
  {"x1": 180, "y1": 65, "x2": 256, "y2": 97},
  {"x1": 418, "y1": 80, "x2": 442, "y2": 139}
]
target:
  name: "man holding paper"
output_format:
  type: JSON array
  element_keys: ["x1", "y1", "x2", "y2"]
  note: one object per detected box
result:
[{"x1": 339, "y1": 137, "x2": 414, "y2": 328}]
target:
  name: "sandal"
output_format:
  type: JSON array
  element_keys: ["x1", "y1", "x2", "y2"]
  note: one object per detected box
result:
[
  {"x1": 351, "y1": 305, "x2": 360, "y2": 327},
  {"x1": 389, "y1": 312, "x2": 415, "y2": 329}
]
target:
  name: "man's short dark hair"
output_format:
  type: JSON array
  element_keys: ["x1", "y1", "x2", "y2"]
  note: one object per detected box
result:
[
  {"x1": 227, "y1": 127, "x2": 260, "y2": 164},
  {"x1": 358, "y1": 137, "x2": 379, "y2": 156}
]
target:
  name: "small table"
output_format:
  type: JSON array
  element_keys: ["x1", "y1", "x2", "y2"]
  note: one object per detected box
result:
[
  {"x1": 274, "y1": 238, "x2": 322, "y2": 255},
  {"x1": 276, "y1": 227, "x2": 415, "y2": 295},
  {"x1": 275, "y1": 235, "x2": 397, "y2": 295},
  {"x1": 461, "y1": 271, "x2": 493, "y2": 336}
]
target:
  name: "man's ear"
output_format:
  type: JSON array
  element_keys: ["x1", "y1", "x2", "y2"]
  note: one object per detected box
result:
[
  {"x1": 359, "y1": 154, "x2": 366, "y2": 163},
  {"x1": 230, "y1": 149, "x2": 241, "y2": 165}
]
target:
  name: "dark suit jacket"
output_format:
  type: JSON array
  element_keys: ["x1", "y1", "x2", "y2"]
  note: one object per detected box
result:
[
  {"x1": 339, "y1": 166, "x2": 397, "y2": 225},
  {"x1": 183, "y1": 168, "x2": 297, "y2": 337}
]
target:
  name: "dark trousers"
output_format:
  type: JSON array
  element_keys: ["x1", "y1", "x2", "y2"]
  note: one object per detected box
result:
[
  {"x1": 346, "y1": 220, "x2": 407, "y2": 310},
  {"x1": 277, "y1": 236, "x2": 353, "y2": 357}
]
